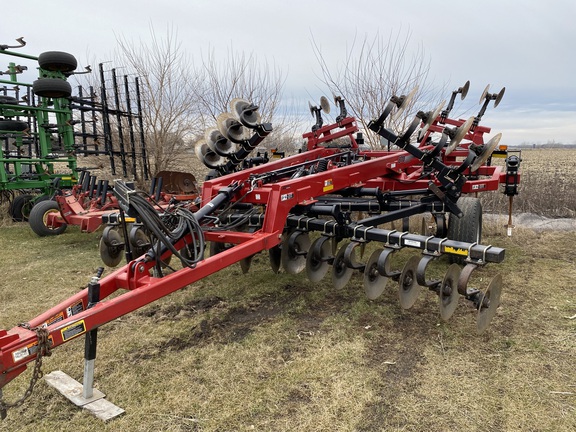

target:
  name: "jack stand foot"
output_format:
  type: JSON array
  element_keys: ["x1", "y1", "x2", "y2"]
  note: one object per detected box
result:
[{"x1": 44, "y1": 371, "x2": 124, "y2": 421}]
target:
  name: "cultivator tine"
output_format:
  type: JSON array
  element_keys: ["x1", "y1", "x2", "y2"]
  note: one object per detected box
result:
[
  {"x1": 438, "y1": 264, "x2": 461, "y2": 321},
  {"x1": 239, "y1": 255, "x2": 254, "y2": 274},
  {"x1": 281, "y1": 230, "x2": 311, "y2": 274},
  {"x1": 398, "y1": 255, "x2": 421, "y2": 309},
  {"x1": 88, "y1": 175, "x2": 96, "y2": 198},
  {"x1": 268, "y1": 245, "x2": 282, "y2": 274},
  {"x1": 476, "y1": 274, "x2": 503, "y2": 334},
  {"x1": 81, "y1": 170, "x2": 90, "y2": 192},
  {"x1": 101, "y1": 180, "x2": 109, "y2": 205},
  {"x1": 149, "y1": 176, "x2": 157, "y2": 197},
  {"x1": 154, "y1": 176, "x2": 163, "y2": 202},
  {"x1": 79, "y1": 170, "x2": 87, "y2": 188},
  {"x1": 305, "y1": 236, "x2": 333, "y2": 282},
  {"x1": 96, "y1": 179, "x2": 103, "y2": 200}
]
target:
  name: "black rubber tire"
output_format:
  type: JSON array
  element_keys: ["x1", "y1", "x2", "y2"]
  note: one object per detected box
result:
[
  {"x1": 0, "y1": 119, "x2": 29, "y2": 132},
  {"x1": 0, "y1": 96, "x2": 19, "y2": 105},
  {"x1": 447, "y1": 197, "x2": 482, "y2": 264},
  {"x1": 32, "y1": 78, "x2": 72, "y2": 98},
  {"x1": 29, "y1": 200, "x2": 67, "y2": 236},
  {"x1": 38, "y1": 51, "x2": 77, "y2": 73},
  {"x1": 9, "y1": 194, "x2": 33, "y2": 221}
]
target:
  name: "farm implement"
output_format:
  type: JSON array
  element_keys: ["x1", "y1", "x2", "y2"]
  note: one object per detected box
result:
[
  {"x1": 0, "y1": 85, "x2": 520, "y2": 418},
  {"x1": 0, "y1": 38, "x2": 151, "y2": 223}
]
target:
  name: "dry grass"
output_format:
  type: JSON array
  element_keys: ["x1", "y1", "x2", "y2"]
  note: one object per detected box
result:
[
  {"x1": 0, "y1": 219, "x2": 574, "y2": 431},
  {"x1": 0, "y1": 148, "x2": 575, "y2": 431},
  {"x1": 481, "y1": 148, "x2": 576, "y2": 218}
]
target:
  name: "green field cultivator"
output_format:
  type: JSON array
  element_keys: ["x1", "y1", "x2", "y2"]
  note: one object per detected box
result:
[{"x1": 0, "y1": 37, "x2": 151, "y2": 222}]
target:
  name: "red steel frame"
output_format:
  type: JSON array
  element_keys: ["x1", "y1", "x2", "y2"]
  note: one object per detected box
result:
[{"x1": 0, "y1": 114, "x2": 510, "y2": 391}]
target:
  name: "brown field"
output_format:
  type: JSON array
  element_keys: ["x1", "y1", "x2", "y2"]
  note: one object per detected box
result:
[{"x1": 0, "y1": 148, "x2": 574, "y2": 431}]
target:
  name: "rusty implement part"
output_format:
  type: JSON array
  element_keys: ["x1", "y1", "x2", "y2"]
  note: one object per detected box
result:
[{"x1": 155, "y1": 171, "x2": 199, "y2": 195}]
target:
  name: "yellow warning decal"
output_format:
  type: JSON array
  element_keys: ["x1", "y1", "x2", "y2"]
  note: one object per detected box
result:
[
  {"x1": 61, "y1": 320, "x2": 86, "y2": 342},
  {"x1": 444, "y1": 246, "x2": 468, "y2": 256},
  {"x1": 323, "y1": 179, "x2": 334, "y2": 192}
]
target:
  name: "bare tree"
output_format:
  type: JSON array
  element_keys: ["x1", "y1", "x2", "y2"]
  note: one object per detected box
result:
[
  {"x1": 191, "y1": 47, "x2": 304, "y2": 152},
  {"x1": 312, "y1": 29, "x2": 443, "y2": 148},
  {"x1": 115, "y1": 25, "x2": 204, "y2": 175}
]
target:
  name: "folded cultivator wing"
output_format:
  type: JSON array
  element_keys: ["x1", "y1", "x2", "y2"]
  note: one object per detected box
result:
[{"x1": 0, "y1": 84, "x2": 520, "y2": 419}]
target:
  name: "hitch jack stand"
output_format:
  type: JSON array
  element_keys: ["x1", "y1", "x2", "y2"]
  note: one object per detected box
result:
[{"x1": 44, "y1": 271, "x2": 124, "y2": 421}]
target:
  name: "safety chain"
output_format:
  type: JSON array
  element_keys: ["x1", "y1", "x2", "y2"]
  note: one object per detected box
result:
[{"x1": 0, "y1": 327, "x2": 52, "y2": 417}]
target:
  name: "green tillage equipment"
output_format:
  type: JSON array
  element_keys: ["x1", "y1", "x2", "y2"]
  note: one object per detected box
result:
[{"x1": 1, "y1": 42, "x2": 78, "y2": 219}]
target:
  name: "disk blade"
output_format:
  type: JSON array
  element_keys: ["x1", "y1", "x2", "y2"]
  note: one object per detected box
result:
[
  {"x1": 438, "y1": 264, "x2": 461, "y2": 321},
  {"x1": 364, "y1": 248, "x2": 388, "y2": 300},
  {"x1": 332, "y1": 243, "x2": 353, "y2": 290},
  {"x1": 398, "y1": 255, "x2": 422, "y2": 309},
  {"x1": 470, "y1": 133, "x2": 502, "y2": 171},
  {"x1": 306, "y1": 236, "x2": 332, "y2": 282},
  {"x1": 281, "y1": 231, "x2": 311, "y2": 274},
  {"x1": 445, "y1": 116, "x2": 474, "y2": 155},
  {"x1": 476, "y1": 273, "x2": 503, "y2": 334}
]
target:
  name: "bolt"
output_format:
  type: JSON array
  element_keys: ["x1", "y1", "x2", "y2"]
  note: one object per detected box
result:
[{"x1": 138, "y1": 265, "x2": 145, "y2": 273}]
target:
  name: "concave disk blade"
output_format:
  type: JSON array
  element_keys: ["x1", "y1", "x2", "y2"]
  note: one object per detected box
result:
[
  {"x1": 439, "y1": 263, "x2": 461, "y2": 321},
  {"x1": 306, "y1": 236, "x2": 332, "y2": 282},
  {"x1": 476, "y1": 273, "x2": 503, "y2": 334},
  {"x1": 364, "y1": 248, "x2": 389, "y2": 300},
  {"x1": 423, "y1": 100, "x2": 446, "y2": 129},
  {"x1": 129, "y1": 227, "x2": 151, "y2": 258},
  {"x1": 281, "y1": 231, "x2": 311, "y2": 274},
  {"x1": 470, "y1": 133, "x2": 502, "y2": 171},
  {"x1": 398, "y1": 255, "x2": 422, "y2": 309},
  {"x1": 332, "y1": 243, "x2": 353, "y2": 290},
  {"x1": 446, "y1": 116, "x2": 474, "y2": 155},
  {"x1": 393, "y1": 86, "x2": 418, "y2": 121},
  {"x1": 99, "y1": 229, "x2": 123, "y2": 267}
]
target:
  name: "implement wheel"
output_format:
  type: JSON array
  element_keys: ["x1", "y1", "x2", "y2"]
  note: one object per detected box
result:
[
  {"x1": 447, "y1": 197, "x2": 482, "y2": 264},
  {"x1": 9, "y1": 194, "x2": 33, "y2": 221},
  {"x1": 0, "y1": 96, "x2": 19, "y2": 105},
  {"x1": 0, "y1": 119, "x2": 29, "y2": 132},
  {"x1": 32, "y1": 78, "x2": 72, "y2": 98},
  {"x1": 29, "y1": 200, "x2": 67, "y2": 236},
  {"x1": 38, "y1": 51, "x2": 77, "y2": 73}
]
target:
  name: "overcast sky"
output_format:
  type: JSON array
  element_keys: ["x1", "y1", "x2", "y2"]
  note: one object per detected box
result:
[{"x1": 3, "y1": 0, "x2": 575, "y2": 145}]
